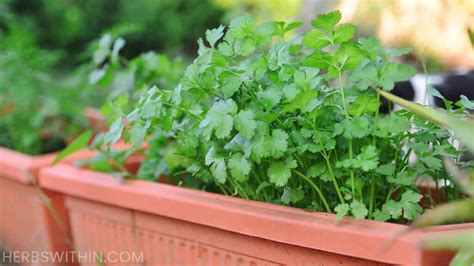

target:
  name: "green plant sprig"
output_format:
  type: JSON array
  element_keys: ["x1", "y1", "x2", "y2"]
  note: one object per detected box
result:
[{"x1": 102, "y1": 11, "x2": 466, "y2": 222}]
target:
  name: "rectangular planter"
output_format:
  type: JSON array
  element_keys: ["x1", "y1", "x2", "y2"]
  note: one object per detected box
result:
[
  {"x1": 0, "y1": 148, "x2": 86, "y2": 263},
  {"x1": 0, "y1": 144, "x2": 118, "y2": 266},
  {"x1": 39, "y1": 164, "x2": 473, "y2": 265}
]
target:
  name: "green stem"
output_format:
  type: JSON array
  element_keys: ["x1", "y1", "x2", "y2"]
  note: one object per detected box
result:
[
  {"x1": 338, "y1": 71, "x2": 356, "y2": 198},
  {"x1": 293, "y1": 170, "x2": 332, "y2": 213},
  {"x1": 368, "y1": 93, "x2": 380, "y2": 219},
  {"x1": 323, "y1": 154, "x2": 345, "y2": 204},
  {"x1": 162, "y1": 102, "x2": 202, "y2": 120},
  {"x1": 314, "y1": 133, "x2": 345, "y2": 204}
]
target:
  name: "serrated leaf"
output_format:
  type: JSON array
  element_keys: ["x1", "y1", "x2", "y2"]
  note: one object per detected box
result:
[
  {"x1": 382, "y1": 200, "x2": 402, "y2": 219},
  {"x1": 228, "y1": 153, "x2": 251, "y2": 182},
  {"x1": 268, "y1": 161, "x2": 292, "y2": 187},
  {"x1": 281, "y1": 187, "x2": 304, "y2": 204},
  {"x1": 302, "y1": 30, "x2": 330, "y2": 49},
  {"x1": 400, "y1": 190, "x2": 423, "y2": 220},
  {"x1": 307, "y1": 163, "x2": 326, "y2": 178},
  {"x1": 311, "y1": 10, "x2": 341, "y2": 31},
  {"x1": 234, "y1": 109, "x2": 257, "y2": 139},
  {"x1": 229, "y1": 14, "x2": 255, "y2": 40},
  {"x1": 350, "y1": 200, "x2": 368, "y2": 219},
  {"x1": 200, "y1": 99, "x2": 238, "y2": 139},
  {"x1": 267, "y1": 129, "x2": 288, "y2": 159},
  {"x1": 206, "y1": 25, "x2": 225, "y2": 48},
  {"x1": 333, "y1": 117, "x2": 371, "y2": 139},
  {"x1": 220, "y1": 73, "x2": 242, "y2": 98},
  {"x1": 349, "y1": 94, "x2": 379, "y2": 117},
  {"x1": 376, "y1": 164, "x2": 395, "y2": 176},
  {"x1": 335, "y1": 203, "x2": 350, "y2": 221},
  {"x1": 374, "y1": 114, "x2": 410, "y2": 137},
  {"x1": 333, "y1": 24, "x2": 355, "y2": 43},
  {"x1": 373, "y1": 209, "x2": 391, "y2": 221}
]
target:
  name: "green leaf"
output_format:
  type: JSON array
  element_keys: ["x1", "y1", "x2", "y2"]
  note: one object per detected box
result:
[
  {"x1": 53, "y1": 130, "x2": 92, "y2": 164},
  {"x1": 380, "y1": 63, "x2": 416, "y2": 91},
  {"x1": 337, "y1": 145, "x2": 378, "y2": 171},
  {"x1": 220, "y1": 73, "x2": 242, "y2": 98},
  {"x1": 234, "y1": 109, "x2": 257, "y2": 139},
  {"x1": 228, "y1": 153, "x2": 252, "y2": 182},
  {"x1": 419, "y1": 156, "x2": 443, "y2": 170},
  {"x1": 374, "y1": 114, "x2": 410, "y2": 137},
  {"x1": 200, "y1": 99, "x2": 238, "y2": 140},
  {"x1": 376, "y1": 163, "x2": 395, "y2": 176},
  {"x1": 229, "y1": 13, "x2": 255, "y2": 40},
  {"x1": 333, "y1": 117, "x2": 371, "y2": 139},
  {"x1": 206, "y1": 25, "x2": 225, "y2": 48},
  {"x1": 284, "y1": 21, "x2": 303, "y2": 32},
  {"x1": 205, "y1": 147, "x2": 227, "y2": 184},
  {"x1": 266, "y1": 129, "x2": 289, "y2": 159},
  {"x1": 268, "y1": 161, "x2": 292, "y2": 187},
  {"x1": 210, "y1": 158, "x2": 227, "y2": 184},
  {"x1": 281, "y1": 187, "x2": 304, "y2": 204},
  {"x1": 373, "y1": 209, "x2": 390, "y2": 221},
  {"x1": 104, "y1": 118, "x2": 124, "y2": 145},
  {"x1": 311, "y1": 10, "x2": 342, "y2": 31},
  {"x1": 335, "y1": 203, "x2": 350, "y2": 221},
  {"x1": 349, "y1": 65, "x2": 378, "y2": 91},
  {"x1": 427, "y1": 84, "x2": 444, "y2": 99},
  {"x1": 459, "y1": 95, "x2": 474, "y2": 110},
  {"x1": 349, "y1": 94, "x2": 379, "y2": 117},
  {"x1": 302, "y1": 30, "x2": 330, "y2": 49},
  {"x1": 400, "y1": 190, "x2": 423, "y2": 220},
  {"x1": 350, "y1": 200, "x2": 368, "y2": 219},
  {"x1": 307, "y1": 162, "x2": 326, "y2": 178},
  {"x1": 382, "y1": 200, "x2": 402, "y2": 219},
  {"x1": 333, "y1": 24, "x2": 356, "y2": 43},
  {"x1": 378, "y1": 89, "x2": 474, "y2": 152}
]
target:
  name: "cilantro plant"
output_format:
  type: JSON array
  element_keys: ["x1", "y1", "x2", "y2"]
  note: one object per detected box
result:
[
  {"x1": 86, "y1": 34, "x2": 186, "y2": 116},
  {"x1": 100, "y1": 11, "x2": 465, "y2": 222}
]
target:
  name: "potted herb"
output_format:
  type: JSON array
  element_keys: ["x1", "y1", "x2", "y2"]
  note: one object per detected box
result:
[
  {"x1": 41, "y1": 11, "x2": 473, "y2": 265},
  {"x1": 82, "y1": 34, "x2": 186, "y2": 134}
]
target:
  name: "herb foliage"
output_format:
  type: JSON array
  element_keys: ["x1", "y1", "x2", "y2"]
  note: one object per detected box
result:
[{"x1": 99, "y1": 11, "x2": 465, "y2": 222}]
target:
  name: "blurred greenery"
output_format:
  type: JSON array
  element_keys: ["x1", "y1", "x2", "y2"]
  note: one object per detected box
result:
[
  {"x1": 0, "y1": 21, "x2": 89, "y2": 155},
  {"x1": 4, "y1": 0, "x2": 224, "y2": 62},
  {"x1": 0, "y1": 0, "x2": 222, "y2": 155}
]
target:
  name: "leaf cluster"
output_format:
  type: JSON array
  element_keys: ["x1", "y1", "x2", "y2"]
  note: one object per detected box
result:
[{"x1": 99, "y1": 11, "x2": 468, "y2": 222}]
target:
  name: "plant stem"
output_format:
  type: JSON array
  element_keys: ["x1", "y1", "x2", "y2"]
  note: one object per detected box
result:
[
  {"x1": 313, "y1": 130, "x2": 345, "y2": 204},
  {"x1": 293, "y1": 170, "x2": 332, "y2": 213},
  {"x1": 368, "y1": 93, "x2": 380, "y2": 219},
  {"x1": 337, "y1": 71, "x2": 356, "y2": 198},
  {"x1": 323, "y1": 154, "x2": 345, "y2": 204},
  {"x1": 162, "y1": 102, "x2": 202, "y2": 120}
]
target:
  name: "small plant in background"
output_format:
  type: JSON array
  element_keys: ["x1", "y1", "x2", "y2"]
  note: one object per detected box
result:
[
  {"x1": 90, "y1": 11, "x2": 469, "y2": 223},
  {"x1": 86, "y1": 34, "x2": 186, "y2": 116}
]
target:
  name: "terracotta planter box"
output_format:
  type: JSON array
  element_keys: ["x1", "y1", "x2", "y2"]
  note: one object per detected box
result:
[
  {"x1": 39, "y1": 164, "x2": 473, "y2": 266},
  {"x1": 0, "y1": 142, "x2": 139, "y2": 266},
  {"x1": 0, "y1": 147, "x2": 100, "y2": 264}
]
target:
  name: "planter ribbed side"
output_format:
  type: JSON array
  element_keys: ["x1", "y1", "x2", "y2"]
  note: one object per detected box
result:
[
  {"x1": 40, "y1": 164, "x2": 472, "y2": 266},
  {"x1": 0, "y1": 148, "x2": 72, "y2": 263}
]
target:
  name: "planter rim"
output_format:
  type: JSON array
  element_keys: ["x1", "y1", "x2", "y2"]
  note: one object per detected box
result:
[
  {"x1": 0, "y1": 147, "x2": 58, "y2": 184},
  {"x1": 39, "y1": 164, "x2": 474, "y2": 265},
  {"x1": 0, "y1": 141, "x2": 138, "y2": 184}
]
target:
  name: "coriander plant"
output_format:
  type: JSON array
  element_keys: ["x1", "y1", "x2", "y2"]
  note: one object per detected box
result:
[{"x1": 101, "y1": 11, "x2": 465, "y2": 222}]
